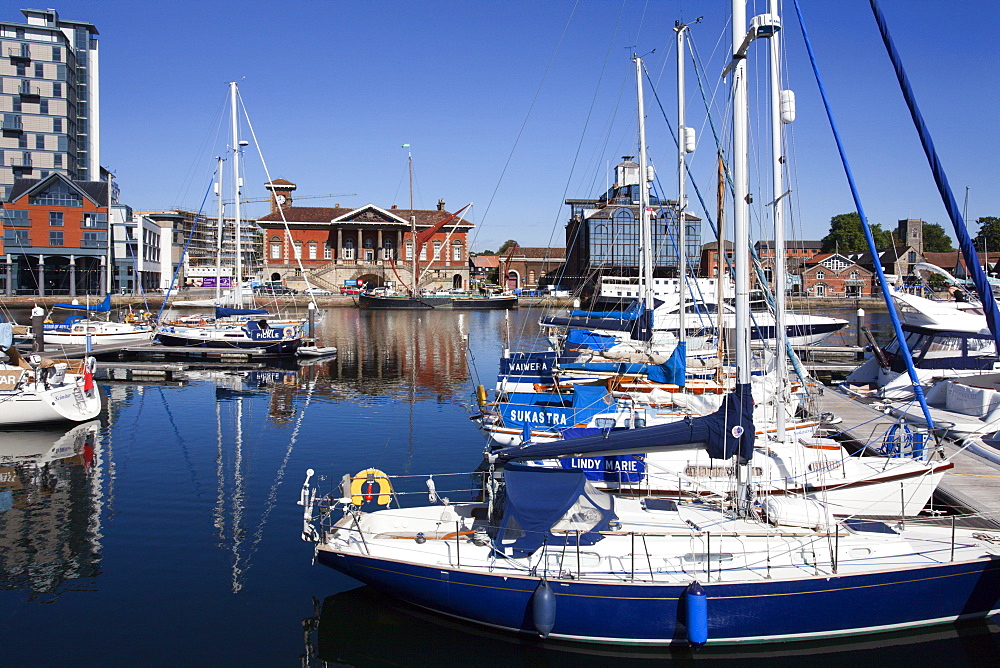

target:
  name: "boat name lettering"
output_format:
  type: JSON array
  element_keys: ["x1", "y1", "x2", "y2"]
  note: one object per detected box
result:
[{"x1": 510, "y1": 410, "x2": 567, "y2": 426}]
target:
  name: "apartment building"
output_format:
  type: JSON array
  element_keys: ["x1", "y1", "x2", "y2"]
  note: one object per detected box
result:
[{"x1": 0, "y1": 8, "x2": 99, "y2": 200}]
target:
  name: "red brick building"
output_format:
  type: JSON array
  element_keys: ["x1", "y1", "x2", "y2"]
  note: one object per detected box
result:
[
  {"x1": 801, "y1": 253, "x2": 874, "y2": 297},
  {"x1": 255, "y1": 179, "x2": 472, "y2": 292},
  {"x1": 1, "y1": 172, "x2": 111, "y2": 295}
]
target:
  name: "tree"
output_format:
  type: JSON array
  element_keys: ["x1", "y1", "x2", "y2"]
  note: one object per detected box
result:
[
  {"x1": 820, "y1": 212, "x2": 892, "y2": 254},
  {"x1": 497, "y1": 239, "x2": 519, "y2": 255},
  {"x1": 973, "y1": 217, "x2": 1000, "y2": 254},
  {"x1": 918, "y1": 222, "x2": 955, "y2": 252}
]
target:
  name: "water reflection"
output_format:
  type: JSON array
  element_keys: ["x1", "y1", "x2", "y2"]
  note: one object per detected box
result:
[
  {"x1": 304, "y1": 586, "x2": 1000, "y2": 667},
  {"x1": 0, "y1": 421, "x2": 103, "y2": 597}
]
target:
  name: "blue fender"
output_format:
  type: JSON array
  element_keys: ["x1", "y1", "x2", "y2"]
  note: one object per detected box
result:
[
  {"x1": 532, "y1": 578, "x2": 556, "y2": 638},
  {"x1": 685, "y1": 580, "x2": 708, "y2": 648}
]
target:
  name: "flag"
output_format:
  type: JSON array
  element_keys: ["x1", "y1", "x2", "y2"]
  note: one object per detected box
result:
[{"x1": 401, "y1": 143, "x2": 410, "y2": 148}]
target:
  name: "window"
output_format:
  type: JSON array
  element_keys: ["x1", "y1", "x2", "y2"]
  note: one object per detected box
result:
[
  {"x1": 16, "y1": 62, "x2": 25, "y2": 77},
  {"x1": 270, "y1": 237, "x2": 281, "y2": 259},
  {"x1": 36, "y1": 135, "x2": 45, "y2": 150},
  {"x1": 908, "y1": 251, "x2": 916, "y2": 263},
  {"x1": 49, "y1": 211, "x2": 63, "y2": 226},
  {"x1": 420, "y1": 244, "x2": 427, "y2": 261},
  {"x1": 3, "y1": 210, "x2": 29, "y2": 226},
  {"x1": 849, "y1": 270, "x2": 859, "y2": 280},
  {"x1": 49, "y1": 230, "x2": 63, "y2": 246},
  {"x1": 4, "y1": 230, "x2": 29, "y2": 247},
  {"x1": 18, "y1": 134, "x2": 27, "y2": 149},
  {"x1": 53, "y1": 82, "x2": 61, "y2": 97},
  {"x1": 342, "y1": 240, "x2": 355, "y2": 260},
  {"x1": 323, "y1": 244, "x2": 332, "y2": 260},
  {"x1": 293, "y1": 242, "x2": 302, "y2": 259},
  {"x1": 53, "y1": 118, "x2": 62, "y2": 132},
  {"x1": 52, "y1": 46, "x2": 61, "y2": 61},
  {"x1": 32, "y1": 182, "x2": 82, "y2": 206},
  {"x1": 54, "y1": 153, "x2": 62, "y2": 167},
  {"x1": 39, "y1": 100, "x2": 48, "y2": 114},
  {"x1": 308, "y1": 242, "x2": 317, "y2": 259},
  {"x1": 816, "y1": 271, "x2": 826, "y2": 280},
  {"x1": 432, "y1": 241, "x2": 441, "y2": 261},
  {"x1": 405, "y1": 241, "x2": 413, "y2": 260},
  {"x1": 82, "y1": 212, "x2": 107, "y2": 227},
  {"x1": 34, "y1": 63, "x2": 44, "y2": 78},
  {"x1": 452, "y1": 243, "x2": 462, "y2": 261}
]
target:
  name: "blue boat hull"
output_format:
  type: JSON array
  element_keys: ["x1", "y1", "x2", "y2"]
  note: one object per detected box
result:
[
  {"x1": 155, "y1": 331, "x2": 301, "y2": 355},
  {"x1": 318, "y1": 551, "x2": 1000, "y2": 645}
]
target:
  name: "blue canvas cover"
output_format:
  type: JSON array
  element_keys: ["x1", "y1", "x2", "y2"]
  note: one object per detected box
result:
[
  {"x1": 498, "y1": 387, "x2": 613, "y2": 431},
  {"x1": 646, "y1": 341, "x2": 687, "y2": 386},
  {"x1": 564, "y1": 329, "x2": 619, "y2": 352},
  {"x1": 53, "y1": 293, "x2": 111, "y2": 312},
  {"x1": 0, "y1": 323, "x2": 12, "y2": 350},
  {"x1": 490, "y1": 463, "x2": 616, "y2": 557},
  {"x1": 243, "y1": 319, "x2": 286, "y2": 341},
  {"x1": 497, "y1": 383, "x2": 755, "y2": 462}
]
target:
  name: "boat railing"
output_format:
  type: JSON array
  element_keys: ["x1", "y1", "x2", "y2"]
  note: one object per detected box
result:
[{"x1": 317, "y1": 510, "x2": 985, "y2": 583}]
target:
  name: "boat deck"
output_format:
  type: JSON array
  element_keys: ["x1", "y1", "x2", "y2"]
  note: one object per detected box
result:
[{"x1": 816, "y1": 387, "x2": 1000, "y2": 527}]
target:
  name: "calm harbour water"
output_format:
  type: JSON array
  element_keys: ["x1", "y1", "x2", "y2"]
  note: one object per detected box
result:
[{"x1": 0, "y1": 306, "x2": 997, "y2": 666}]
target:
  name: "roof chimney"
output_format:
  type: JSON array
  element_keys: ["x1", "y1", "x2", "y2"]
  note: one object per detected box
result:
[{"x1": 437, "y1": 198, "x2": 445, "y2": 211}]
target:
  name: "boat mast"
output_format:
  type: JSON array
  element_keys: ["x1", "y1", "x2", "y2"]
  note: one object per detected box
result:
[
  {"x1": 766, "y1": 0, "x2": 789, "y2": 441},
  {"x1": 407, "y1": 145, "x2": 417, "y2": 296},
  {"x1": 105, "y1": 172, "x2": 113, "y2": 295},
  {"x1": 215, "y1": 155, "x2": 224, "y2": 304},
  {"x1": 634, "y1": 55, "x2": 655, "y2": 328},
  {"x1": 675, "y1": 21, "x2": 694, "y2": 345},
  {"x1": 730, "y1": 0, "x2": 752, "y2": 514},
  {"x1": 731, "y1": 1, "x2": 750, "y2": 386},
  {"x1": 230, "y1": 82, "x2": 244, "y2": 308}
]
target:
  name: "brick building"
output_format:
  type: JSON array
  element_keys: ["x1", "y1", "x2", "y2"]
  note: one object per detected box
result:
[
  {"x1": 1, "y1": 171, "x2": 111, "y2": 295},
  {"x1": 801, "y1": 253, "x2": 874, "y2": 297},
  {"x1": 255, "y1": 180, "x2": 472, "y2": 292}
]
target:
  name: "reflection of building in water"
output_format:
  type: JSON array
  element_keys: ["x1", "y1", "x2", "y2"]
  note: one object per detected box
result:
[
  {"x1": 294, "y1": 311, "x2": 471, "y2": 401},
  {"x1": 0, "y1": 421, "x2": 103, "y2": 594}
]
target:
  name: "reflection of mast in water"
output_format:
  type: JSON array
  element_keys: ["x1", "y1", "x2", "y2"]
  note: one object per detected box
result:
[{"x1": 214, "y1": 376, "x2": 316, "y2": 593}]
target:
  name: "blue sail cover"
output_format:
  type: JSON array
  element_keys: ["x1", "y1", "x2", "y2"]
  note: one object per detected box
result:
[
  {"x1": 497, "y1": 383, "x2": 755, "y2": 462},
  {"x1": 564, "y1": 329, "x2": 619, "y2": 352},
  {"x1": 491, "y1": 463, "x2": 616, "y2": 557},
  {"x1": 646, "y1": 341, "x2": 687, "y2": 386},
  {"x1": 498, "y1": 386, "x2": 613, "y2": 431},
  {"x1": 216, "y1": 306, "x2": 269, "y2": 318},
  {"x1": 53, "y1": 293, "x2": 111, "y2": 311}
]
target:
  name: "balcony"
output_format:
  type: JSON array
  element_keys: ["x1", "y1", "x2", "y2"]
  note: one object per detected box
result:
[
  {"x1": 1, "y1": 117, "x2": 23, "y2": 133},
  {"x1": 7, "y1": 47, "x2": 30, "y2": 62},
  {"x1": 8, "y1": 156, "x2": 32, "y2": 170},
  {"x1": 18, "y1": 84, "x2": 40, "y2": 99}
]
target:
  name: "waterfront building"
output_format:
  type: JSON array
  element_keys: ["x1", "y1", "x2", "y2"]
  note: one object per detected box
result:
[
  {"x1": 255, "y1": 179, "x2": 472, "y2": 292},
  {"x1": 142, "y1": 209, "x2": 263, "y2": 292},
  {"x1": 0, "y1": 8, "x2": 100, "y2": 200},
  {"x1": 0, "y1": 171, "x2": 112, "y2": 296},
  {"x1": 562, "y1": 157, "x2": 701, "y2": 293},
  {"x1": 111, "y1": 208, "x2": 162, "y2": 295}
]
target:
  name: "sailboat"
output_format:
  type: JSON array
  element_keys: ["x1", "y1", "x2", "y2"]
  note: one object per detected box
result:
[
  {"x1": 0, "y1": 324, "x2": 101, "y2": 425},
  {"x1": 154, "y1": 82, "x2": 303, "y2": 356},
  {"x1": 357, "y1": 149, "x2": 517, "y2": 310},
  {"x1": 41, "y1": 293, "x2": 154, "y2": 345},
  {"x1": 297, "y1": 4, "x2": 1000, "y2": 646}
]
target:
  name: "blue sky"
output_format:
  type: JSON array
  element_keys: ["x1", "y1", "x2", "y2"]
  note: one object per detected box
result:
[{"x1": 31, "y1": 1, "x2": 998, "y2": 252}]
